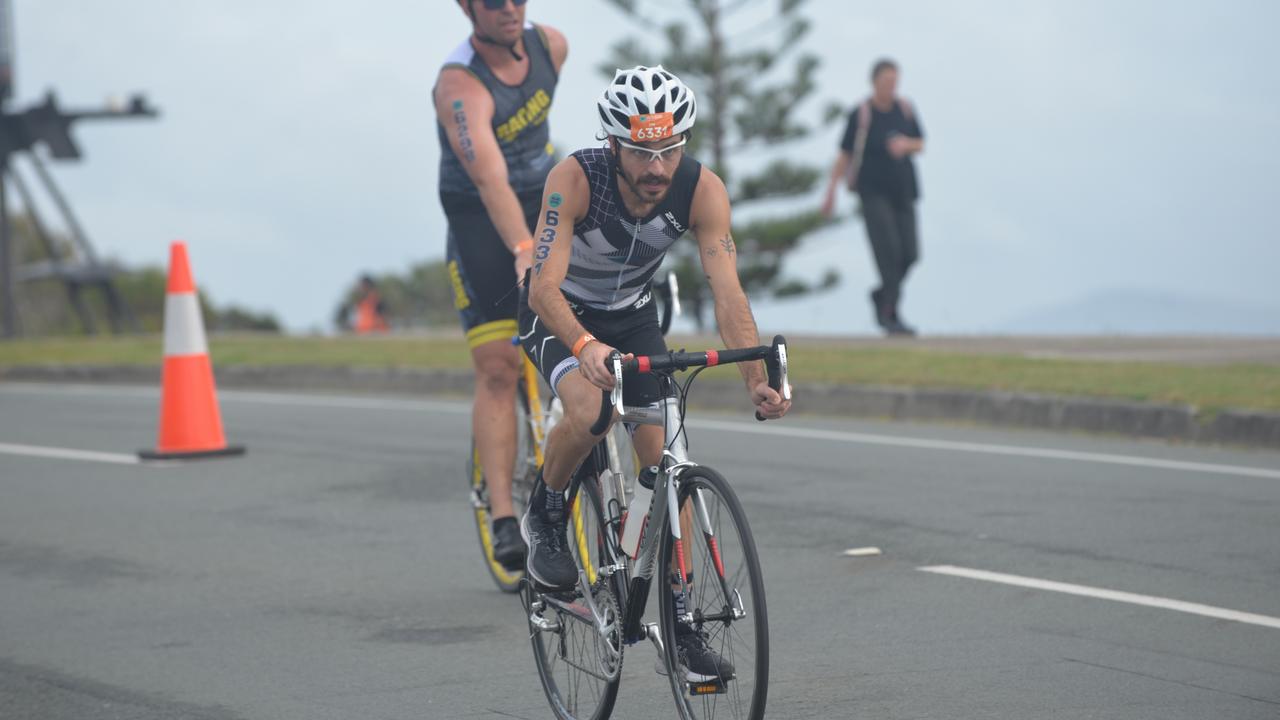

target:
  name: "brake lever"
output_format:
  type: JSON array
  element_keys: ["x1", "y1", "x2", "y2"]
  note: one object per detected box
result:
[
  {"x1": 610, "y1": 354, "x2": 624, "y2": 418},
  {"x1": 778, "y1": 342, "x2": 791, "y2": 401},
  {"x1": 667, "y1": 271, "x2": 681, "y2": 317}
]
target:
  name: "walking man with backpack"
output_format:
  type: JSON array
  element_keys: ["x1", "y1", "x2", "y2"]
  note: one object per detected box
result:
[{"x1": 822, "y1": 58, "x2": 925, "y2": 336}]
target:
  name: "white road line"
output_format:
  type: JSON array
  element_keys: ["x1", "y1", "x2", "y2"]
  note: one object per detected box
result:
[
  {"x1": 842, "y1": 547, "x2": 883, "y2": 557},
  {"x1": 917, "y1": 565, "x2": 1280, "y2": 630},
  {"x1": 0, "y1": 441, "x2": 142, "y2": 466},
  {"x1": 0, "y1": 382, "x2": 470, "y2": 414},
  {"x1": 688, "y1": 418, "x2": 1280, "y2": 481},
  {"x1": 5, "y1": 383, "x2": 1279, "y2": 480}
]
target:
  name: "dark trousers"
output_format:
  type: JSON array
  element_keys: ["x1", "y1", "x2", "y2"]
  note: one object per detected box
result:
[{"x1": 860, "y1": 193, "x2": 919, "y2": 315}]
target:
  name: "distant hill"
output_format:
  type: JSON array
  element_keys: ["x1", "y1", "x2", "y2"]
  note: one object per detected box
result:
[{"x1": 995, "y1": 289, "x2": 1280, "y2": 336}]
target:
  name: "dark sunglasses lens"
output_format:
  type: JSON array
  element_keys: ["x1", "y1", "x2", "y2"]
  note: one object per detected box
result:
[{"x1": 482, "y1": 0, "x2": 527, "y2": 8}]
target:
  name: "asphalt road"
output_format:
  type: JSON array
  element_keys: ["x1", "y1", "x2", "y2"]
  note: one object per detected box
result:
[{"x1": 1, "y1": 382, "x2": 1278, "y2": 719}]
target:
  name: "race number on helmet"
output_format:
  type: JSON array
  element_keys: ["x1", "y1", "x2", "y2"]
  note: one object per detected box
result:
[
  {"x1": 629, "y1": 113, "x2": 674, "y2": 142},
  {"x1": 597, "y1": 66, "x2": 697, "y2": 141}
]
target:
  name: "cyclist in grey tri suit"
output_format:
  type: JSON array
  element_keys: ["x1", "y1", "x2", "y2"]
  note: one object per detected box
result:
[
  {"x1": 518, "y1": 65, "x2": 791, "y2": 682},
  {"x1": 434, "y1": 0, "x2": 567, "y2": 572}
]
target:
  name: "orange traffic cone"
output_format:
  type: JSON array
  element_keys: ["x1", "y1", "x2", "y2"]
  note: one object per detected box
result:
[{"x1": 138, "y1": 241, "x2": 246, "y2": 460}]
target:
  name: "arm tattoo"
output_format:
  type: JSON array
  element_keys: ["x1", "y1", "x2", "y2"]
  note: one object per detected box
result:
[
  {"x1": 534, "y1": 209, "x2": 559, "y2": 275},
  {"x1": 705, "y1": 246, "x2": 718, "y2": 258},
  {"x1": 451, "y1": 99, "x2": 477, "y2": 163},
  {"x1": 719, "y1": 235, "x2": 736, "y2": 255}
]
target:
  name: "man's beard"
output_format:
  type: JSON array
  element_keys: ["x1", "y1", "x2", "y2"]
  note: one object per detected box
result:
[{"x1": 627, "y1": 170, "x2": 671, "y2": 202}]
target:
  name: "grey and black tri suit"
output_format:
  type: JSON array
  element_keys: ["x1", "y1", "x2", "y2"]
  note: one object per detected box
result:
[
  {"x1": 437, "y1": 22, "x2": 558, "y2": 349},
  {"x1": 519, "y1": 147, "x2": 702, "y2": 407}
]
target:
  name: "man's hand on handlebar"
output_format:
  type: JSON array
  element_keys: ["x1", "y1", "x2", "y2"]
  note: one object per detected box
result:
[
  {"x1": 577, "y1": 341, "x2": 632, "y2": 391},
  {"x1": 752, "y1": 381, "x2": 790, "y2": 420}
]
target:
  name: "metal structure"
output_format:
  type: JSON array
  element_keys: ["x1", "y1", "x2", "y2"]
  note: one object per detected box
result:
[{"x1": 0, "y1": 0, "x2": 158, "y2": 338}]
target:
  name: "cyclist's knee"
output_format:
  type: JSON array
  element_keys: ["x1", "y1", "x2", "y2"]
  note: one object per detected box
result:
[
  {"x1": 556, "y1": 372, "x2": 610, "y2": 437},
  {"x1": 471, "y1": 344, "x2": 519, "y2": 394}
]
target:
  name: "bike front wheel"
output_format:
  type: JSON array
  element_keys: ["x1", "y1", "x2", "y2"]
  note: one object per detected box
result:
[{"x1": 658, "y1": 466, "x2": 769, "y2": 720}]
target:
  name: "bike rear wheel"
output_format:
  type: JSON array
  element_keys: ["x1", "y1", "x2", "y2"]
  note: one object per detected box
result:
[
  {"x1": 658, "y1": 466, "x2": 769, "y2": 720},
  {"x1": 527, "y1": 476, "x2": 625, "y2": 720},
  {"x1": 467, "y1": 377, "x2": 537, "y2": 593}
]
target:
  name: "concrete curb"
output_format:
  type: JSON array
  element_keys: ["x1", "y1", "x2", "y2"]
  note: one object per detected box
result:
[{"x1": 2, "y1": 364, "x2": 1277, "y2": 450}]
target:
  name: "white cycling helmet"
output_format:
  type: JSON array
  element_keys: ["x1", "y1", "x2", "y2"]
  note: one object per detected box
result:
[{"x1": 597, "y1": 65, "x2": 697, "y2": 141}]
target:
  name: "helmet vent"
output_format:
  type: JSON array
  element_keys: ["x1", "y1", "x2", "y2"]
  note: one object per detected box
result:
[
  {"x1": 630, "y1": 75, "x2": 645, "y2": 91},
  {"x1": 655, "y1": 95, "x2": 667, "y2": 113}
]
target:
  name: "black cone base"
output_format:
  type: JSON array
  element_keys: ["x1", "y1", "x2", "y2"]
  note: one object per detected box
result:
[{"x1": 138, "y1": 445, "x2": 247, "y2": 461}]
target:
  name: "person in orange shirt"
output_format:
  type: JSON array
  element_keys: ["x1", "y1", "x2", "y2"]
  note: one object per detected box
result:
[{"x1": 353, "y1": 275, "x2": 390, "y2": 334}]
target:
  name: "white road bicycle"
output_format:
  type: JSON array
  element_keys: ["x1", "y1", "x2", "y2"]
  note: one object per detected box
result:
[{"x1": 522, "y1": 336, "x2": 791, "y2": 720}]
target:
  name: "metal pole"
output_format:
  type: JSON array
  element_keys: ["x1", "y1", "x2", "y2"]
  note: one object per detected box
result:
[
  {"x1": 27, "y1": 150, "x2": 98, "y2": 264},
  {"x1": 27, "y1": 151, "x2": 135, "y2": 333},
  {"x1": 8, "y1": 166, "x2": 96, "y2": 333},
  {"x1": 0, "y1": 162, "x2": 15, "y2": 338}
]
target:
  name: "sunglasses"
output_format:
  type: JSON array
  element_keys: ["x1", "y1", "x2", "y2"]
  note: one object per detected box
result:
[
  {"x1": 479, "y1": 0, "x2": 527, "y2": 9},
  {"x1": 617, "y1": 136, "x2": 687, "y2": 164}
]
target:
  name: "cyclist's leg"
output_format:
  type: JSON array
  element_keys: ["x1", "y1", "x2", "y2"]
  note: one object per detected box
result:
[
  {"x1": 518, "y1": 299, "x2": 612, "y2": 588},
  {"x1": 541, "y1": 370, "x2": 608, "y2": 493},
  {"x1": 470, "y1": 337, "x2": 520, "y2": 518},
  {"x1": 447, "y1": 212, "x2": 524, "y2": 567}
]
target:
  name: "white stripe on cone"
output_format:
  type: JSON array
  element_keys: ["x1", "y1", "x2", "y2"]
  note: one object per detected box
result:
[{"x1": 163, "y1": 293, "x2": 209, "y2": 357}]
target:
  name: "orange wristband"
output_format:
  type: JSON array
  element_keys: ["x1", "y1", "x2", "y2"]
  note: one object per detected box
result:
[
  {"x1": 513, "y1": 240, "x2": 533, "y2": 255},
  {"x1": 571, "y1": 333, "x2": 596, "y2": 358}
]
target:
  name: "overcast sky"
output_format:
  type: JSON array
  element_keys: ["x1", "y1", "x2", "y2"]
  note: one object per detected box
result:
[{"x1": 12, "y1": 0, "x2": 1280, "y2": 334}]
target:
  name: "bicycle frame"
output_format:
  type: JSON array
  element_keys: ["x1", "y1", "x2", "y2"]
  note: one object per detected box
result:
[
  {"x1": 566, "y1": 379, "x2": 724, "y2": 658},
  {"x1": 521, "y1": 352, "x2": 549, "y2": 469}
]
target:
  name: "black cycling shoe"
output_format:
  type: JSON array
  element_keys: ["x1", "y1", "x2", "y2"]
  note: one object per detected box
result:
[
  {"x1": 491, "y1": 516, "x2": 526, "y2": 572},
  {"x1": 674, "y1": 622, "x2": 736, "y2": 682},
  {"x1": 521, "y1": 505, "x2": 578, "y2": 590}
]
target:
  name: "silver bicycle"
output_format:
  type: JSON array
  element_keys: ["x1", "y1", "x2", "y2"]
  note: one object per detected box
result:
[{"x1": 521, "y1": 336, "x2": 791, "y2": 720}]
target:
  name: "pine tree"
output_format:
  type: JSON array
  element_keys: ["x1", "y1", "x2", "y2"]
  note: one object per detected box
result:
[{"x1": 601, "y1": 0, "x2": 839, "y2": 330}]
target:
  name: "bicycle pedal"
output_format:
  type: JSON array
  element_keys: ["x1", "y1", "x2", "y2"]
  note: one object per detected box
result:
[{"x1": 688, "y1": 679, "x2": 728, "y2": 696}]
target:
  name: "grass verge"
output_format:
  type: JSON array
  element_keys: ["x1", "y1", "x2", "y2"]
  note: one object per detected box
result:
[{"x1": 1, "y1": 334, "x2": 1277, "y2": 413}]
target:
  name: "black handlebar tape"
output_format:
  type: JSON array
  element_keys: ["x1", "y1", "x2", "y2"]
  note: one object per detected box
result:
[
  {"x1": 755, "y1": 334, "x2": 788, "y2": 422},
  {"x1": 766, "y1": 335, "x2": 785, "y2": 391},
  {"x1": 588, "y1": 351, "x2": 623, "y2": 435},
  {"x1": 589, "y1": 390, "x2": 612, "y2": 436},
  {"x1": 633, "y1": 346, "x2": 767, "y2": 374}
]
